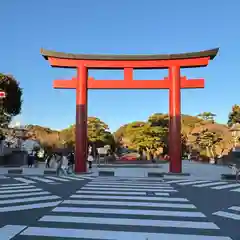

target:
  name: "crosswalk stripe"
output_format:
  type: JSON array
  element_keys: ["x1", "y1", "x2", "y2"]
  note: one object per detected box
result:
[
  {"x1": 213, "y1": 210, "x2": 240, "y2": 220},
  {"x1": 165, "y1": 179, "x2": 191, "y2": 183},
  {"x1": 91, "y1": 179, "x2": 169, "y2": 184},
  {"x1": 44, "y1": 176, "x2": 70, "y2": 182},
  {"x1": 0, "y1": 225, "x2": 27, "y2": 240},
  {"x1": 79, "y1": 176, "x2": 95, "y2": 180},
  {"x1": 90, "y1": 182, "x2": 170, "y2": 186},
  {"x1": 193, "y1": 182, "x2": 228, "y2": 187},
  {"x1": 0, "y1": 185, "x2": 35, "y2": 190},
  {"x1": 0, "y1": 188, "x2": 42, "y2": 194},
  {"x1": 21, "y1": 227, "x2": 232, "y2": 239},
  {"x1": 87, "y1": 184, "x2": 171, "y2": 189},
  {"x1": 13, "y1": 177, "x2": 36, "y2": 184},
  {"x1": 0, "y1": 201, "x2": 62, "y2": 212},
  {"x1": 29, "y1": 176, "x2": 55, "y2": 183},
  {"x1": 70, "y1": 194, "x2": 189, "y2": 202},
  {"x1": 229, "y1": 206, "x2": 240, "y2": 211},
  {"x1": 76, "y1": 190, "x2": 169, "y2": 196},
  {"x1": 0, "y1": 176, "x2": 9, "y2": 179},
  {"x1": 0, "y1": 195, "x2": 61, "y2": 204},
  {"x1": 39, "y1": 215, "x2": 218, "y2": 229},
  {"x1": 82, "y1": 187, "x2": 177, "y2": 192},
  {"x1": 178, "y1": 180, "x2": 211, "y2": 185},
  {"x1": 0, "y1": 191, "x2": 51, "y2": 199},
  {"x1": 62, "y1": 199, "x2": 196, "y2": 209},
  {"x1": 52, "y1": 206, "x2": 206, "y2": 217},
  {"x1": 231, "y1": 187, "x2": 240, "y2": 192},
  {"x1": 61, "y1": 176, "x2": 85, "y2": 181},
  {"x1": 211, "y1": 183, "x2": 240, "y2": 190},
  {"x1": 1, "y1": 183, "x2": 28, "y2": 187}
]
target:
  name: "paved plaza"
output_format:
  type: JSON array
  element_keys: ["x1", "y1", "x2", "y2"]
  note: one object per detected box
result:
[{"x1": 0, "y1": 175, "x2": 239, "y2": 240}]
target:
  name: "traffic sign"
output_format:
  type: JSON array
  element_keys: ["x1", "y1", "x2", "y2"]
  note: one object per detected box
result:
[{"x1": 0, "y1": 91, "x2": 6, "y2": 99}]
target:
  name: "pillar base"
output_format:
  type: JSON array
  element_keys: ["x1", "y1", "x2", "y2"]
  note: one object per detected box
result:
[
  {"x1": 164, "y1": 172, "x2": 190, "y2": 176},
  {"x1": 74, "y1": 171, "x2": 93, "y2": 175}
]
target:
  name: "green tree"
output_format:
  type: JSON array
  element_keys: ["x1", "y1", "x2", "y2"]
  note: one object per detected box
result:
[
  {"x1": 193, "y1": 128, "x2": 223, "y2": 161},
  {"x1": 59, "y1": 118, "x2": 115, "y2": 150},
  {"x1": 121, "y1": 117, "x2": 167, "y2": 160},
  {"x1": 227, "y1": 104, "x2": 240, "y2": 127},
  {"x1": 0, "y1": 74, "x2": 23, "y2": 126},
  {"x1": 87, "y1": 117, "x2": 113, "y2": 147},
  {"x1": 197, "y1": 112, "x2": 216, "y2": 122}
]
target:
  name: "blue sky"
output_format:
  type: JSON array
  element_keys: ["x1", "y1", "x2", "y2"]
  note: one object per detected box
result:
[{"x1": 1, "y1": 0, "x2": 239, "y2": 131}]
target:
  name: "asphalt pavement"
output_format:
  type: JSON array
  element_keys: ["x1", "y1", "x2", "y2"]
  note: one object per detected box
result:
[{"x1": 0, "y1": 176, "x2": 239, "y2": 239}]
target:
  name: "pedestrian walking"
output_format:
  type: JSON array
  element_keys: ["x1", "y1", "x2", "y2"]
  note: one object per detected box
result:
[
  {"x1": 88, "y1": 147, "x2": 94, "y2": 170},
  {"x1": 56, "y1": 153, "x2": 64, "y2": 175}
]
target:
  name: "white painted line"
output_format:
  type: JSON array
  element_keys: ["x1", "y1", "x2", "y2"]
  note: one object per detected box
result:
[
  {"x1": 0, "y1": 191, "x2": 51, "y2": 199},
  {"x1": 92, "y1": 180, "x2": 164, "y2": 183},
  {"x1": 164, "y1": 179, "x2": 191, "y2": 183},
  {"x1": 0, "y1": 185, "x2": 35, "y2": 190},
  {"x1": 76, "y1": 190, "x2": 169, "y2": 196},
  {"x1": 40, "y1": 215, "x2": 218, "y2": 229},
  {"x1": 79, "y1": 176, "x2": 95, "y2": 180},
  {"x1": 193, "y1": 182, "x2": 228, "y2": 187},
  {"x1": 0, "y1": 201, "x2": 62, "y2": 212},
  {"x1": 213, "y1": 211, "x2": 240, "y2": 220},
  {"x1": 178, "y1": 181, "x2": 211, "y2": 186},
  {"x1": 92, "y1": 178, "x2": 165, "y2": 182},
  {"x1": 0, "y1": 225, "x2": 27, "y2": 240},
  {"x1": 231, "y1": 187, "x2": 240, "y2": 192},
  {"x1": 229, "y1": 206, "x2": 240, "y2": 212},
  {"x1": 61, "y1": 176, "x2": 85, "y2": 181},
  {"x1": 0, "y1": 195, "x2": 61, "y2": 205},
  {"x1": 82, "y1": 187, "x2": 177, "y2": 192},
  {"x1": 21, "y1": 227, "x2": 232, "y2": 239},
  {"x1": 29, "y1": 176, "x2": 55, "y2": 183},
  {"x1": 70, "y1": 194, "x2": 189, "y2": 202},
  {"x1": 86, "y1": 184, "x2": 172, "y2": 189},
  {"x1": 62, "y1": 200, "x2": 196, "y2": 209},
  {"x1": 0, "y1": 188, "x2": 43, "y2": 194},
  {"x1": 1, "y1": 183, "x2": 28, "y2": 187},
  {"x1": 45, "y1": 176, "x2": 70, "y2": 182},
  {"x1": 53, "y1": 206, "x2": 206, "y2": 217},
  {"x1": 91, "y1": 181, "x2": 168, "y2": 186},
  {"x1": 14, "y1": 177, "x2": 36, "y2": 184},
  {"x1": 0, "y1": 176, "x2": 9, "y2": 179},
  {"x1": 211, "y1": 183, "x2": 240, "y2": 190}
]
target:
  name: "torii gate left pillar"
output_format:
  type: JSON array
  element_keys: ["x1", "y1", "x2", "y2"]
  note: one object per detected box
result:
[{"x1": 41, "y1": 48, "x2": 218, "y2": 174}]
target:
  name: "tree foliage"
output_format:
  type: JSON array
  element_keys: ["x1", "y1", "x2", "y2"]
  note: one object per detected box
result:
[
  {"x1": 0, "y1": 74, "x2": 23, "y2": 126},
  {"x1": 227, "y1": 104, "x2": 240, "y2": 127},
  {"x1": 197, "y1": 112, "x2": 216, "y2": 122},
  {"x1": 193, "y1": 128, "x2": 223, "y2": 159},
  {"x1": 87, "y1": 117, "x2": 114, "y2": 148}
]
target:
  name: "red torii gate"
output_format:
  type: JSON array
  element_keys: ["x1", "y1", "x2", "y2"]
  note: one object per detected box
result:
[{"x1": 41, "y1": 48, "x2": 218, "y2": 174}]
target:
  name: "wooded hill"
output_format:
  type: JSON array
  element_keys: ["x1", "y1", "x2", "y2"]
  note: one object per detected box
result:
[{"x1": 25, "y1": 111, "x2": 238, "y2": 160}]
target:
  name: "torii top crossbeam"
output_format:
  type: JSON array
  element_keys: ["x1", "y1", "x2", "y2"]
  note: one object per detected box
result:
[
  {"x1": 41, "y1": 48, "x2": 218, "y2": 68},
  {"x1": 41, "y1": 47, "x2": 219, "y2": 174}
]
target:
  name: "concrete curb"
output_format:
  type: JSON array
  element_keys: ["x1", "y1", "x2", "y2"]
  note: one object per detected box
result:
[
  {"x1": 98, "y1": 171, "x2": 115, "y2": 176},
  {"x1": 221, "y1": 174, "x2": 236, "y2": 180},
  {"x1": 148, "y1": 172, "x2": 164, "y2": 177},
  {"x1": 1, "y1": 168, "x2": 57, "y2": 176},
  {"x1": 163, "y1": 172, "x2": 191, "y2": 176}
]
